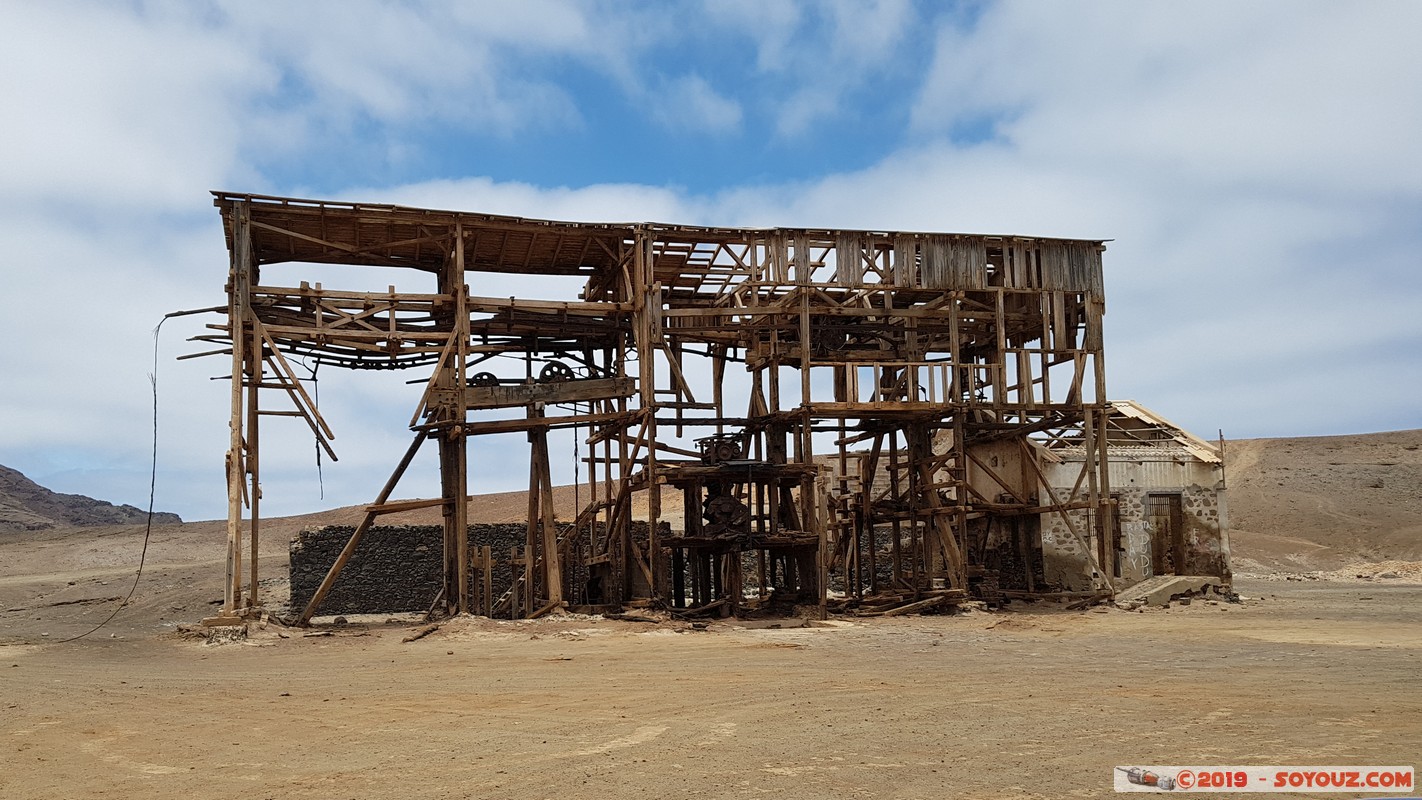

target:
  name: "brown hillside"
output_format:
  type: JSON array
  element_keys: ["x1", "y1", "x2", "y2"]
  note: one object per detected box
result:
[
  {"x1": 1224, "y1": 429, "x2": 1422, "y2": 572},
  {"x1": 3, "y1": 428, "x2": 1418, "y2": 591},
  {"x1": 0, "y1": 465, "x2": 182, "y2": 533},
  {"x1": 183, "y1": 428, "x2": 1422, "y2": 573}
]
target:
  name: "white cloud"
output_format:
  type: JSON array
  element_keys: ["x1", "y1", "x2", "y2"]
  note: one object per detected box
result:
[
  {"x1": 1, "y1": 0, "x2": 1419, "y2": 522},
  {"x1": 701, "y1": 0, "x2": 805, "y2": 73},
  {"x1": 912, "y1": 2, "x2": 1422, "y2": 194},
  {"x1": 0, "y1": 3, "x2": 274, "y2": 213},
  {"x1": 650, "y1": 74, "x2": 743, "y2": 135},
  {"x1": 212, "y1": 0, "x2": 597, "y2": 137}
]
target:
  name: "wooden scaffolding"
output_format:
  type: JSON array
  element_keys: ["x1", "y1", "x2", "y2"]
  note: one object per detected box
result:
[{"x1": 197, "y1": 192, "x2": 1116, "y2": 622}]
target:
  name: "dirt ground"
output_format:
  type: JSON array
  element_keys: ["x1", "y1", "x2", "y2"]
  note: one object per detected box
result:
[
  {"x1": 3, "y1": 429, "x2": 1420, "y2": 799},
  {"x1": 3, "y1": 572, "x2": 1419, "y2": 799}
]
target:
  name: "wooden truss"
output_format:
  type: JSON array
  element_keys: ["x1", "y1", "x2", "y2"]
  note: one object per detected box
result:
[{"x1": 197, "y1": 192, "x2": 1115, "y2": 622}]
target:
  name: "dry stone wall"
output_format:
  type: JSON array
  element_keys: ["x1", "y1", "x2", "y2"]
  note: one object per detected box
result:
[
  {"x1": 289, "y1": 524, "x2": 529, "y2": 616},
  {"x1": 1040, "y1": 483, "x2": 1228, "y2": 591},
  {"x1": 289, "y1": 521, "x2": 659, "y2": 616}
]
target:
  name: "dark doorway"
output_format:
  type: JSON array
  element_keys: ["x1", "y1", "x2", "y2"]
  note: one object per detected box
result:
[
  {"x1": 1145, "y1": 494, "x2": 1185, "y2": 575},
  {"x1": 1110, "y1": 494, "x2": 1124, "y2": 579}
]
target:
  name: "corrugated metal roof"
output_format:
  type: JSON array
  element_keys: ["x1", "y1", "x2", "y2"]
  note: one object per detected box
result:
[{"x1": 1109, "y1": 400, "x2": 1222, "y2": 464}]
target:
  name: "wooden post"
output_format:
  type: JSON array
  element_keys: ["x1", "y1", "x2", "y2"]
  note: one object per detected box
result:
[
  {"x1": 453, "y1": 224, "x2": 470, "y2": 614},
  {"x1": 529, "y1": 409, "x2": 563, "y2": 607},
  {"x1": 245, "y1": 328, "x2": 260, "y2": 609},
  {"x1": 223, "y1": 199, "x2": 252, "y2": 614}
]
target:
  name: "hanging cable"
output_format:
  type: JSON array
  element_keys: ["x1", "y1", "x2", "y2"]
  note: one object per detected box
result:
[
  {"x1": 58, "y1": 315, "x2": 169, "y2": 643},
  {"x1": 311, "y1": 358, "x2": 324, "y2": 500}
]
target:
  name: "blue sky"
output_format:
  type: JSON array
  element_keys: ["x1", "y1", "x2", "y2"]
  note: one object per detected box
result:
[{"x1": 1, "y1": 0, "x2": 1419, "y2": 521}]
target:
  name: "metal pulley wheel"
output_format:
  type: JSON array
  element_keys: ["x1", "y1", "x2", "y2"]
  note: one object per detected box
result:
[
  {"x1": 704, "y1": 494, "x2": 751, "y2": 538},
  {"x1": 467, "y1": 372, "x2": 500, "y2": 387},
  {"x1": 538, "y1": 361, "x2": 574, "y2": 383}
]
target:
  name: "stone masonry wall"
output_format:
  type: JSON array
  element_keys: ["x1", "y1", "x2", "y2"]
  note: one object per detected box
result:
[
  {"x1": 289, "y1": 521, "x2": 656, "y2": 616},
  {"x1": 1040, "y1": 483, "x2": 1227, "y2": 591},
  {"x1": 289, "y1": 524, "x2": 530, "y2": 616}
]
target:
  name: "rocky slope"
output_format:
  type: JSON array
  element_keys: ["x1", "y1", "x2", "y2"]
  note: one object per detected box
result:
[
  {"x1": 2, "y1": 427, "x2": 1418, "y2": 572},
  {"x1": 0, "y1": 464, "x2": 181, "y2": 533}
]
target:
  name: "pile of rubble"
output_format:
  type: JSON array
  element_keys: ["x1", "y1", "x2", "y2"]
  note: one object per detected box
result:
[
  {"x1": 1237, "y1": 560, "x2": 1422, "y2": 584},
  {"x1": 1111, "y1": 575, "x2": 1239, "y2": 610}
]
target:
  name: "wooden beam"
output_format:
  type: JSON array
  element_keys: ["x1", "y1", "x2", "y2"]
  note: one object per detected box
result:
[
  {"x1": 464, "y1": 377, "x2": 636, "y2": 410},
  {"x1": 297, "y1": 432, "x2": 427, "y2": 625}
]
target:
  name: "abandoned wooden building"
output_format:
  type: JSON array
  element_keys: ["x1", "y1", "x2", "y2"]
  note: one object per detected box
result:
[
  {"x1": 1037, "y1": 400, "x2": 1230, "y2": 590},
  {"x1": 192, "y1": 191, "x2": 1215, "y2": 623}
]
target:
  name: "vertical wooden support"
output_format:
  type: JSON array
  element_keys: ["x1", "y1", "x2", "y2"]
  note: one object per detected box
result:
[
  {"x1": 1081, "y1": 405, "x2": 1104, "y2": 586},
  {"x1": 525, "y1": 426, "x2": 539, "y2": 609},
  {"x1": 863, "y1": 435, "x2": 883, "y2": 595},
  {"x1": 951, "y1": 415, "x2": 969, "y2": 590},
  {"x1": 542, "y1": 432, "x2": 559, "y2": 607},
  {"x1": 799, "y1": 283, "x2": 812, "y2": 405},
  {"x1": 633, "y1": 232, "x2": 665, "y2": 601},
  {"x1": 888, "y1": 432, "x2": 902, "y2": 583},
  {"x1": 1090, "y1": 299, "x2": 1114, "y2": 587},
  {"x1": 432, "y1": 223, "x2": 470, "y2": 615},
  {"x1": 455, "y1": 225, "x2": 470, "y2": 614},
  {"x1": 994, "y1": 288, "x2": 1008, "y2": 402},
  {"x1": 528, "y1": 409, "x2": 563, "y2": 607},
  {"x1": 1095, "y1": 407, "x2": 1115, "y2": 587},
  {"x1": 616, "y1": 394, "x2": 631, "y2": 602},
  {"x1": 223, "y1": 199, "x2": 252, "y2": 614},
  {"x1": 436, "y1": 431, "x2": 467, "y2": 615},
  {"x1": 244, "y1": 331, "x2": 260, "y2": 608},
  {"x1": 909, "y1": 423, "x2": 966, "y2": 591}
]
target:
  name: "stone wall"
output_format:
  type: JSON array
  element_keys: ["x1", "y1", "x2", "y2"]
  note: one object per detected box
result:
[
  {"x1": 289, "y1": 521, "x2": 660, "y2": 616},
  {"x1": 1040, "y1": 482, "x2": 1228, "y2": 591},
  {"x1": 289, "y1": 524, "x2": 530, "y2": 616}
]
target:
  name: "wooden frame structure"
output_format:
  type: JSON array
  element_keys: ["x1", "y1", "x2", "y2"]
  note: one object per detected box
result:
[{"x1": 196, "y1": 192, "x2": 1115, "y2": 622}]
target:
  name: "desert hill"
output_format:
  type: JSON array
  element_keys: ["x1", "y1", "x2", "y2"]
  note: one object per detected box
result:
[
  {"x1": 350, "y1": 429, "x2": 1422, "y2": 573},
  {"x1": 1224, "y1": 428, "x2": 1422, "y2": 572},
  {"x1": 0, "y1": 464, "x2": 181, "y2": 533},
  {"x1": 0, "y1": 428, "x2": 1419, "y2": 642},
  {"x1": 1, "y1": 427, "x2": 1419, "y2": 584}
]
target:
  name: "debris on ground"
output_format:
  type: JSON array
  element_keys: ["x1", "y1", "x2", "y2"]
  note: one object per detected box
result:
[{"x1": 401, "y1": 623, "x2": 441, "y2": 643}]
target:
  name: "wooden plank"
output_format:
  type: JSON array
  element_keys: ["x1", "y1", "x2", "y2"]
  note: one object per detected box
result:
[
  {"x1": 466, "y1": 295, "x2": 633, "y2": 315},
  {"x1": 455, "y1": 410, "x2": 630, "y2": 436},
  {"x1": 465, "y1": 377, "x2": 636, "y2": 410},
  {"x1": 858, "y1": 594, "x2": 955, "y2": 617}
]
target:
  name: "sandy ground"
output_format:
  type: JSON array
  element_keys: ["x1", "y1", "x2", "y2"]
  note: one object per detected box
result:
[
  {"x1": 3, "y1": 572, "x2": 1420, "y2": 799},
  {"x1": 3, "y1": 429, "x2": 1421, "y2": 798}
]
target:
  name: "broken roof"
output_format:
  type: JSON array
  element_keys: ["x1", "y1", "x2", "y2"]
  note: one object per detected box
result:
[
  {"x1": 1103, "y1": 400, "x2": 1223, "y2": 463},
  {"x1": 212, "y1": 191, "x2": 1109, "y2": 279},
  {"x1": 1037, "y1": 401, "x2": 1222, "y2": 463}
]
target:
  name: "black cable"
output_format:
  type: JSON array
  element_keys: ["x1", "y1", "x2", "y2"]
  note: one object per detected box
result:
[
  {"x1": 57, "y1": 317, "x2": 167, "y2": 643},
  {"x1": 312, "y1": 359, "x2": 324, "y2": 500},
  {"x1": 294, "y1": 355, "x2": 325, "y2": 500}
]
